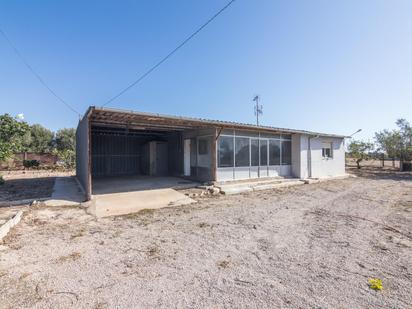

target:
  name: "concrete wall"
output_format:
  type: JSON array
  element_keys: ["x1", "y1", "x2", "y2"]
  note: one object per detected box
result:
[
  {"x1": 291, "y1": 134, "x2": 345, "y2": 179},
  {"x1": 291, "y1": 134, "x2": 309, "y2": 179},
  {"x1": 76, "y1": 115, "x2": 91, "y2": 199}
]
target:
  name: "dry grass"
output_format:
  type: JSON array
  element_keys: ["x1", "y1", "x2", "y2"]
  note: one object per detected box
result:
[{"x1": 56, "y1": 252, "x2": 82, "y2": 263}]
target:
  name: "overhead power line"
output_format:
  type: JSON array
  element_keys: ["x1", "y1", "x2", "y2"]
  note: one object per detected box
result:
[
  {"x1": 102, "y1": 0, "x2": 237, "y2": 107},
  {"x1": 0, "y1": 28, "x2": 81, "y2": 116}
]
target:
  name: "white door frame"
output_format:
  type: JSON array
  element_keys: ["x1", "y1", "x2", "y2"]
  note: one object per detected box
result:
[{"x1": 184, "y1": 139, "x2": 191, "y2": 176}]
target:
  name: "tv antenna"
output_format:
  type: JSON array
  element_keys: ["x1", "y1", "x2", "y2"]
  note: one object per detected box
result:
[{"x1": 253, "y1": 95, "x2": 263, "y2": 126}]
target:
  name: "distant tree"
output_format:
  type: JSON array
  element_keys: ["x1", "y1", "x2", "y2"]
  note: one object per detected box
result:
[
  {"x1": 375, "y1": 130, "x2": 401, "y2": 159},
  {"x1": 0, "y1": 114, "x2": 30, "y2": 162},
  {"x1": 23, "y1": 124, "x2": 54, "y2": 153},
  {"x1": 54, "y1": 128, "x2": 76, "y2": 169},
  {"x1": 348, "y1": 140, "x2": 374, "y2": 169},
  {"x1": 375, "y1": 119, "x2": 412, "y2": 168},
  {"x1": 395, "y1": 119, "x2": 412, "y2": 162},
  {"x1": 55, "y1": 128, "x2": 76, "y2": 151}
]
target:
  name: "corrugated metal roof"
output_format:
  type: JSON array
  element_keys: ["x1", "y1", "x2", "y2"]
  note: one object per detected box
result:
[{"x1": 86, "y1": 106, "x2": 348, "y2": 138}]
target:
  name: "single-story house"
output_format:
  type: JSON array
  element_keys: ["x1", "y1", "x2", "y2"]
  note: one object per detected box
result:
[{"x1": 76, "y1": 106, "x2": 347, "y2": 200}]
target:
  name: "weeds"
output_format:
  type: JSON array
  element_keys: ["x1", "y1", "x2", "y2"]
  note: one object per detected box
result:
[
  {"x1": 70, "y1": 228, "x2": 86, "y2": 239},
  {"x1": 217, "y1": 260, "x2": 230, "y2": 268},
  {"x1": 368, "y1": 278, "x2": 383, "y2": 291},
  {"x1": 57, "y1": 252, "x2": 81, "y2": 263}
]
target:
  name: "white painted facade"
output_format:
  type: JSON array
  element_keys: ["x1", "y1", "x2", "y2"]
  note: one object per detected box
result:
[
  {"x1": 291, "y1": 134, "x2": 346, "y2": 179},
  {"x1": 216, "y1": 131, "x2": 346, "y2": 182}
]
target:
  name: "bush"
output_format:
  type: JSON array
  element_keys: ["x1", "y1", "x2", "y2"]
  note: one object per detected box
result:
[
  {"x1": 23, "y1": 159, "x2": 40, "y2": 169},
  {"x1": 0, "y1": 176, "x2": 4, "y2": 185},
  {"x1": 54, "y1": 149, "x2": 75, "y2": 169}
]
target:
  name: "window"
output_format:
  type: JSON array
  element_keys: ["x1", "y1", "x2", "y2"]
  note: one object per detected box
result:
[
  {"x1": 198, "y1": 138, "x2": 209, "y2": 155},
  {"x1": 322, "y1": 142, "x2": 333, "y2": 158},
  {"x1": 281, "y1": 140, "x2": 291, "y2": 165},
  {"x1": 218, "y1": 136, "x2": 234, "y2": 167},
  {"x1": 251, "y1": 139, "x2": 259, "y2": 166},
  {"x1": 260, "y1": 139, "x2": 268, "y2": 166},
  {"x1": 235, "y1": 137, "x2": 250, "y2": 167},
  {"x1": 269, "y1": 139, "x2": 280, "y2": 165}
]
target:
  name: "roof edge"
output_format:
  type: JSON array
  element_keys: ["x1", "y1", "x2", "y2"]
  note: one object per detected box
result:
[{"x1": 87, "y1": 106, "x2": 348, "y2": 138}]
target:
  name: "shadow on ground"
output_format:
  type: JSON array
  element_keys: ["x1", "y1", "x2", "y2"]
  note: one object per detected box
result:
[{"x1": 0, "y1": 177, "x2": 55, "y2": 202}]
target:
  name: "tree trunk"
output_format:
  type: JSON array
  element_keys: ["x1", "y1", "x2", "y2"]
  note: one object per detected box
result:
[{"x1": 356, "y1": 159, "x2": 361, "y2": 169}]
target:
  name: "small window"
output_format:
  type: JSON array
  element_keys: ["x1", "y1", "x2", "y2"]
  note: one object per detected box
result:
[
  {"x1": 198, "y1": 138, "x2": 209, "y2": 155},
  {"x1": 322, "y1": 142, "x2": 333, "y2": 158}
]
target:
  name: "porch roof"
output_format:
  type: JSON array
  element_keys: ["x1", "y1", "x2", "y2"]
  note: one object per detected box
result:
[{"x1": 85, "y1": 106, "x2": 348, "y2": 138}]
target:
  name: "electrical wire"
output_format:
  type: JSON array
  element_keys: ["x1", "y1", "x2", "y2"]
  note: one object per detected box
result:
[
  {"x1": 102, "y1": 0, "x2": 237, "y2": 107},
  {"x1": 0, "y1": 27, "x2": 81, "y2": 116}
]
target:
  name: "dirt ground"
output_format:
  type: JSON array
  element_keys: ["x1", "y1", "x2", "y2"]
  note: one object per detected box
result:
[
  {"x1": 0, "y1": 168, "x2": 411, "y2": 308},
  {"x1": 0, "y1": 170, "x2": 73, "y2": 202}
]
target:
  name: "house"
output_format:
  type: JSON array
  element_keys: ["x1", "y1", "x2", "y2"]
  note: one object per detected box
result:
[{"x1": 76, "y1": 106, "x2": 347, "y2": 201}]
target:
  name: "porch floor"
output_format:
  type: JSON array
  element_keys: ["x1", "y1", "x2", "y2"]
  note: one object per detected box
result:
[
  {"x1": 89, "y1": 176, "x2": 199, "y2": 217},
  {"x1": 92, "y1": 175, "x2": 199, "y2": 195}
]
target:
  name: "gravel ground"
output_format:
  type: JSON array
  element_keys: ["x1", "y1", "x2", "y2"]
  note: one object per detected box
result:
[{"x1": 0, "y1": 168, "x2": 411, "y2": 308}]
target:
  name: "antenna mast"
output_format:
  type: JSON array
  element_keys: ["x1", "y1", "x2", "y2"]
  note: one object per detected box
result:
[{"x1": 253, "y1": 95, "x2": 263, "y2": 126}]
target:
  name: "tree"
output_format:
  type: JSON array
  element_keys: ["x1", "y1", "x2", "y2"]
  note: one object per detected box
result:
[
  {"x1": 54, "y1": 128, "x2": 76, "y2": 169},
  {"x1": 0, "y1": 114, "x2": 30, "y2": 162},
  {"x1": 395, "y1": 119, "x2": 412, "y2": 162},
  {"x1": 375, "y1": 119, "x2": 412, "y2": 169},
  {"x1": 55, "y1": 128, "x2": 76, "y2": 151},
  {"x1": 348, "y1": 140, "x2": 374, "y2": 169},
  {"x1": 375, "y1": 130, "x2": 401, "y2": 159},
  {"x1": 23, "y1": 124, "x2": 54, "y2": 153}
]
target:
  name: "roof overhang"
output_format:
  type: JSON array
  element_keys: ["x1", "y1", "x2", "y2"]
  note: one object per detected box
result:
[{"x1": 83, "y1": 106, "x2": 348, "y2": 138}]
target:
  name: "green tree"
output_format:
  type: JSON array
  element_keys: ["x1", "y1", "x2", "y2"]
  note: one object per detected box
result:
[
  {"x1": 348, "y1": 140, "x2": 374, "y2": 169},
  {"x1": 395, "y1": 119, "x2": 412, "y2": 162},
  {"x1": 23, "y1": 124, "x2": 54, "y2": 153},
  {"x1": 55, "y1": 128, "x2": 76, "y2": 151},
  {"x1": 0, "y1": 114, "x2": 30, "y2": 162},
  {"x1": 375, "y1": 130, "x2": 401, "y2": 159},
  {"x1": 375, "y1": 119, "x2": 412, "y2": 169},
  {"x1": 54, "y1": 128, "x2": 76, "y2": 169}
]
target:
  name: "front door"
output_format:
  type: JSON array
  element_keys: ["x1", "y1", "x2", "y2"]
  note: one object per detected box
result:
[{"x1": 184, "y1": 139, "x2": 191, "y2": 176}]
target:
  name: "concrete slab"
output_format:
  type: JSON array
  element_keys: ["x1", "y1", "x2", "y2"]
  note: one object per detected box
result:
[
  {"x1": 89, "y1": 188, "x2": 196, "y2": 217},
  {"x1": 92, "y1": 176, "x2": 199, "y2": 195},
  {"x1": 219, "y1": 186, "x2": 253, "y2": 195},
  {"x1": 303, "y1": 174, "x2": 353, "y2": 184},
  {"x1": 217, "y1": 178, "x2": 305, "y2": 195},
  {"x1": 44, "y1": 177, "x2": 85, "y2": 207}
]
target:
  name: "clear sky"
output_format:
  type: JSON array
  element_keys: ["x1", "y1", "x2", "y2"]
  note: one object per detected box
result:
[{"x1": 1, "y1": 0, "x2": 411, "y2": 141}]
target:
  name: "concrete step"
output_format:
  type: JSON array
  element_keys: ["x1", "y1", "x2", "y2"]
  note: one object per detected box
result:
[{"x1": 217, "y1": 179, "x2": 305, "y2": 195}]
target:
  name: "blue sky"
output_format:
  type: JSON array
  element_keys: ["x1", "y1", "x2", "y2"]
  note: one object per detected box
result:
[{"x1": 1, "y1": 0, "x2": 411, "y2": 141}]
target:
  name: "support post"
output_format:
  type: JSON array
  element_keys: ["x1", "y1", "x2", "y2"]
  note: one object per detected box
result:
[{"x1": 211, "y1": 128, "x2": 217, "y2": 182}]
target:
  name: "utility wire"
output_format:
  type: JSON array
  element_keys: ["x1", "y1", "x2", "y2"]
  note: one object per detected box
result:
[
  {"x1": 102, "y1": 0, "x2": 237, "y2": 107},
  {"x1": 0, "y1": 28, "x2": 81, "y2": 116}
]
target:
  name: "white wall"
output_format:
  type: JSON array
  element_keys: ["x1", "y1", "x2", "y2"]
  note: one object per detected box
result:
[
  {"x1": 309, "y1": 137, "x2": 345, "y2": 178},
  {"x1": 291, "y1": 134, "x2": 309, "y2": 179},
  {"x1": 291, "y1": 134, "x2": 345, "y2": 178}
]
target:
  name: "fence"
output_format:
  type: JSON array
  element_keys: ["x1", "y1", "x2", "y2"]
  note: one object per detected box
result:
[{"x1": 0, "y1": 152, "x2": 58, "y2": 170}]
